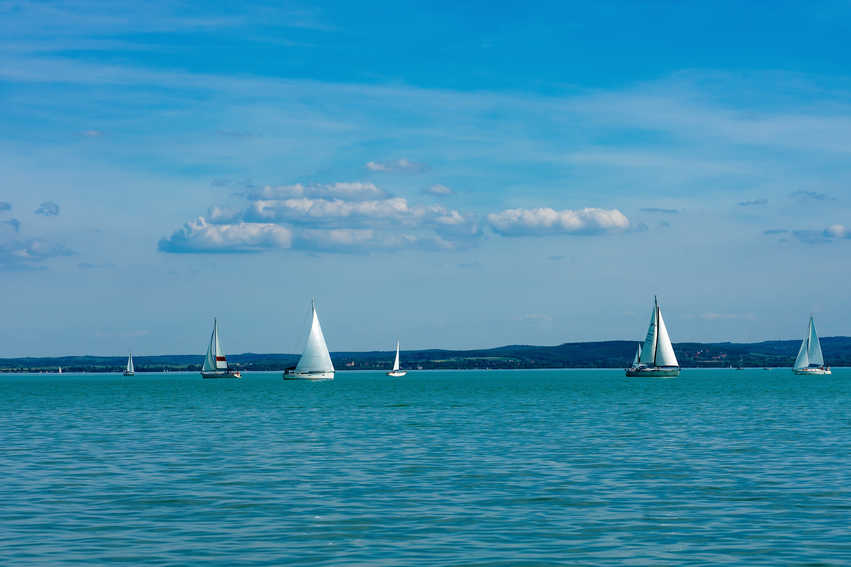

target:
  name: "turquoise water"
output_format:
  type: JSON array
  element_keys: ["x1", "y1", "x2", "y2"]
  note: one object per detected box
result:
[{"x1": 2, "y1": 368, "x2": 850, "y2": 565}]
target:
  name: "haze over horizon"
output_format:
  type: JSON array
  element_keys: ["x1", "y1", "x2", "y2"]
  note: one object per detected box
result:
[{"x1": 3, "y1": 1, "x2": 851, "y2": 357}]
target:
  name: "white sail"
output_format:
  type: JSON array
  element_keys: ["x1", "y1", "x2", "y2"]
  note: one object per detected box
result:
[
  {"x1": 654, "y1": 308, "x2": 679, "y2": 367},
  {"x1": 807, "y1": 316, "x2": 824, "y2": 367},
  {"x1": 295, "y1": 302, "x2": 334, "y2": 373},
  {"x1": 126, "y1": 353, "x2": 134, "y2": 374},
  {"x1": 639, "y1": 302, "x2": 658, "y2": 365},
  {"x1": 794, "y1": 336, "x2": 809, "y2": 369},
  {"x1": 393, "y1": 341, "x2": 401, "y2": 371},
  {"x1": 202, "y1": 318, "x2": 227, "y2": 373},
  {"x1": 632, "y1": 343, "x2": 642, "y2": 366}
]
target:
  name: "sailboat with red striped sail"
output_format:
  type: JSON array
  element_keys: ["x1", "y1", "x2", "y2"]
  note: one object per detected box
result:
[{"x1": 201, "y1": 318, "x2": 241, "y2": 379}]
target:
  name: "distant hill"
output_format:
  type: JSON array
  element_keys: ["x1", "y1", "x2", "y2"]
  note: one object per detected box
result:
[{"x1": 3, "y1": 337, "x2": 851, "y2": 372}]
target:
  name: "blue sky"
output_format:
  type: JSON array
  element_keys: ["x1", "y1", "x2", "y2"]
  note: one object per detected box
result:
[{"x1": 2, "y1": 1, "x2": 851, "y2": 356}]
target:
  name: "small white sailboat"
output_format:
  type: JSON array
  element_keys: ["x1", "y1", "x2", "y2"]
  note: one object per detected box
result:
[
  {"x1": 794, "y1": 315, "x2": 831, "y2": 375},
  {"x1": 626, "y1": 296, "x2": 680, "y2": 377},
  {"x1": 201, "y1": 318, "x2": 241, "y2": 379},
  {"x1": 57, "y1": 366, "x2": 62, "y2": 374},
  {"x1": 284, "y1": 299, "x2": 334, "y2": 380},
  {"x1": 123, "y1": 352, "x2": 135, "y2": 376},
  {"x1": 387, "y1": 340, "x2": 407, "y2": 377}
]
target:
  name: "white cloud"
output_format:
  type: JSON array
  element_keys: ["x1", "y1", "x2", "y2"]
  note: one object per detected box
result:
[
  {"x1": 487, "y1": 207, "x2": 630, "y2": 236},
  {"x1": 0, "y1": 238, "x2": 73, "y2": 270},
  {"x1": 365, "y1": 158, "x2": 426, "y2": 173},
  {"x1": 245, "y1": 182, "x2": 387, "y2": 202},
  {"x1": 243, "y1": 196, "x2": 414, "y2": 226},
  {"x1": 158, "y1": 217, "x2": 293, "y2": 253},
  {"x1": 424, "y1": 184, "x2": 453, "y2": 196}
]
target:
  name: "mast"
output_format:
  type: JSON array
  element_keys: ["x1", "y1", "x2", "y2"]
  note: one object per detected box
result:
[{"x1": 653, "y1": 295, "x2": 659, "y2": 366}]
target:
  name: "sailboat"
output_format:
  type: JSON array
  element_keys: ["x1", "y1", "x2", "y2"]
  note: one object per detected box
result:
[
  {"x1": 123, "y1": 352, "x2": 135, "y2": 376},
  {"x1": 793, "y1": 315, "x2": 831, "y2": 375},
  {"x1": 626, "y1": 296, "x2": 680, "y2": 377},
  {"x1": 201, "y1": 318, "x2": 241, "y2": 379},
  {"x1": 387, "y1": 340, "x2": 407, "y2": 377},
  {"x1": 284, "y1": 299, "x2": 334, "y2": 380}
]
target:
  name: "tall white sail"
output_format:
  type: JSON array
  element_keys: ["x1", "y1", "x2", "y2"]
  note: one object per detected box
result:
[
  {"x1": 393, "y1": 341, "x2": 401, "y2": 371},
  {"x1": 632, "y1": 343, "x2": 642, "y2": 366},
  {"x1": 655, "y1": 308, "x2": 679, "y2": 367},
  {"x1": 807, "y1": 316, "x2": 824, "y2": 367},
  {"x1": 202, "y1": 318, "x2": 228, "y2": 372},
  {"x1": 794, "y1": 336, "x2": 809, "y2": 369},
  {"x1": 295, "y1": 302, "x2": 334, "y2": 374},
  {"x1": 126, "y1": 353, "x2": 134, "y2": 374},
  {"x1": 639, "y1": 301, "x2": 658, "y2": 365}
]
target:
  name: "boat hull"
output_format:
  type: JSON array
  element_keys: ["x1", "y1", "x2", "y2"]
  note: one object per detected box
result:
[
  {"x1": 625, "y1": 366, "x2": 680, "y2": 378},
  {"x1": 283, "y1": 371, "x2": 334, "y2": 380},
  {"x1": 794, "y1": 367, "x2": 831, "y2": 375},
  {"x1": 123, "y1": 371, "x2": 135, "y2": 376},
  {"x1": 201, "y1": 370, "x2": 241, "y2": 379},
  {"x1": 387, "y1": 370, "x2": 407, "y2": 377}
]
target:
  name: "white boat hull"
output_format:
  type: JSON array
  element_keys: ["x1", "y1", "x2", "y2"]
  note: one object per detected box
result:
[
  {"x1": 201, "y1": 370, "x2": 241, "y2": 379},
  {"x1": 284, "y1": 371, "x2": 334, "y2": 380},
  {"x1": 626, "y1": 366, "x2": 680, "y2": 378},
  {"x1": 794, "y1": 367, "x2": 831, "y2": 375},
  {"x1": 387, "y1": 370, "x2": 407, "y2": 377},
  {"x1": 123, "y1": 371, "x2": 135, "y2": 376}
]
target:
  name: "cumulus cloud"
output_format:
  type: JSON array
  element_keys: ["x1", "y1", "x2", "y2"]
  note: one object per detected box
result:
[
  {"x1": 738, "y1": 198, "x2": 768, "y2": 206},
  {"x1": 365, "y1": 158, "x2": 427, "y2": 173},
  {"x1": 161, "y1": 179, "x2": 628, "y2": 254},
  {"x1": 34, "y1": 201, "x2": 60, "y2": 216},
  {"x1": 0, "y1": 238, "x2": 73, "y2": 270},
  {"x1": 487, "y1": 207, "x2": 630, "y2": 236},
  {"x1": 424, "y1": 184, "x2": 453, "y2": 196},
  {"x1": 0, "y1": 202, "x2": 11, "y2": 212},
  {"x1": 158, "y1": 217, "x2": 293, "y2": 253}
]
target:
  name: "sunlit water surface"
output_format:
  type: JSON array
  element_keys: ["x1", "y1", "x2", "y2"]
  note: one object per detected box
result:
[{"x1": 2, "y1": 369, "x2": 851, "y2": 565}]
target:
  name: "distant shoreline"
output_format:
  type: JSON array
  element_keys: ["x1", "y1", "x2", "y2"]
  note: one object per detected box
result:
[{"x1": 3, "y1": 337, "x2": 850, "y2": 373}]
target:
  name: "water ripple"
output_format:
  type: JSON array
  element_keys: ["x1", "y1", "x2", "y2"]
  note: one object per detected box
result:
[{"x1": 1, "y1": 369, "x2": 850, "y2": 565}]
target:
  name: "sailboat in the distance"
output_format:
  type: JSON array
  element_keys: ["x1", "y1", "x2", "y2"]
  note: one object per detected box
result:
[
  {"x1": 794, "y1": 315, "x2": 831, "y2": 375},
  {"x1": 626, "y1": 296, "x2": 680, "y2": 377},
  {"x1": 201, "y1": 318, "x2": 241, "y2": 379},
  {"x1": 387, "y1": 340, "x2": 407, "y2": 377},
  {"x1": 123, "y1": 352, "x2": 135, "y2": 376},
  {"x1": 284, "y1": 299, "x2": 335, "y2": 380}
]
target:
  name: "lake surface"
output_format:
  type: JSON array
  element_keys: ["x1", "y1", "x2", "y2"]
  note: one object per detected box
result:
[{"x1": 2, "y1": 369, "x2": 850, "y2": 565}]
